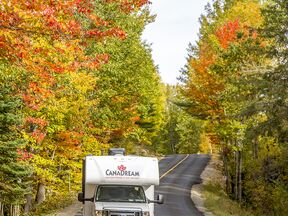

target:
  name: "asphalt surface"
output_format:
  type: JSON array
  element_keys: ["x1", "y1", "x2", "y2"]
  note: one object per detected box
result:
[{"x1": 155, "y1": 154, "x2": 210, "y2": 216}]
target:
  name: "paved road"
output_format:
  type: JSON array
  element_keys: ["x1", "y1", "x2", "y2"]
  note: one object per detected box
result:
[{"x1": 155, "y1": 154, "x2": 210, "y2": 216}]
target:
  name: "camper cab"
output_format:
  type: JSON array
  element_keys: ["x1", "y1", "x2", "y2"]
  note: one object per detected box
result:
[{"x1": 78, "y1": 155, "x2": 163, "y2": 216}]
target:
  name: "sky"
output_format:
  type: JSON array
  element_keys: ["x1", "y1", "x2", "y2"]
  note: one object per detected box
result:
[{"x1": 142, "y1": 0, "x2": 211, "y2": 84}]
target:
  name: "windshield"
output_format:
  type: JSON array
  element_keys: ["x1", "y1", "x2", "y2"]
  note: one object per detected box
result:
[{"x1": 95, "y1": 185, "x2": 146, "y2": 203}]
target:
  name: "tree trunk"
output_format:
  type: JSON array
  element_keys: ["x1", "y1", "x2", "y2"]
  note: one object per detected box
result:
[
  {"x1": 24, "y1": 194, "x2": 33, "y2": 214},
  {"x1": 234, "y1": 151, "x2": 238, "y2": 200},
  {"x1": 0, "y1": 202, "x2": 4, "y2": 216},
  {"x1": 35, "y1": 182, "x2": 46, "y2": 205},
  {"x1": 223, "y1": 152, "x2": 230, "y2": 194},
  {"x1": 253, "y1": 137, "x2": 259, "y2": 159},
  {"x1": 9, "y1": 205, "x2": 20, "y2": 216},
  {"x1": 238, "y1": 151, "x2": 242, "y2": 203},
  {"x1": 234, "y1": 150, "x2": 242, "y2": 203}
]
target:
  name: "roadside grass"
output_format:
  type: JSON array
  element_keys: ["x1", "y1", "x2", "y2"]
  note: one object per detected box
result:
[{"x1": 202, "y1": 183, "x2": 255, "y2": 216}]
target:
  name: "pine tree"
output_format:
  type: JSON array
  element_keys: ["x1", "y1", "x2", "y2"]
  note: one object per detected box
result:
[{"x1": 0, "y1": 63, "x2": 32, "y2": 210}]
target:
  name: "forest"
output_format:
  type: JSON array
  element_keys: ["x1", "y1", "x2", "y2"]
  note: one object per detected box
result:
[
  {"x1": 0, "y1": 0, "x2": 287, "y2": 215},
  {"x1": 177, "y1": 0, "x2": 288, "y2": 215}
]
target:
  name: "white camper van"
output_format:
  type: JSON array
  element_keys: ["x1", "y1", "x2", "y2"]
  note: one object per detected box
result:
[{"x1": 78, "y1": 155, "x2": 163, "y2": 216}]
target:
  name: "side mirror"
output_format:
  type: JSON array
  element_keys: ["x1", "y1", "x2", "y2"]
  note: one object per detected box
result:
[
  {"x1": 157, "y1": 194, "x2": 164, "y2": 204},
  {"x1": 78, "y1": 192, "x2": 84, "y2": 202},
  {"x1": 78, "y1": 192, "x2": 94, "y2": 203},
  {"x1": 148, "y1": 194, "x2": 164, "y2": 204}
]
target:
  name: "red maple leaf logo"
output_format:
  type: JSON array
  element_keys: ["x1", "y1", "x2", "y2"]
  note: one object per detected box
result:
[{"x1": 118, "y1": 165, "x2": 126, "y2": 171}]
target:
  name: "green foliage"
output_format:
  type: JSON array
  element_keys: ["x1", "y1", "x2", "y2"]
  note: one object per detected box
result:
[
  {"x1": 156, "y1": 85, "x2": 180, "y2": 154},
  {"x1": 0, "y1": 62, "x2": 32, "y2": 205},
  {"x1": 88, "y1": 2, "x2": 164, "y2": 149},
  {"x1": 175, "y1": 113, "x2": 202, "y2": 154},
  {"x1": 157, "y1": 85, "x2": 205, "y2": 155}
]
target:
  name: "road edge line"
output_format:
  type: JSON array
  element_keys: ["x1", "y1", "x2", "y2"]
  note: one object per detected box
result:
[{"x1": 160, "y1": 154, "x2": 189, "y2": 179}]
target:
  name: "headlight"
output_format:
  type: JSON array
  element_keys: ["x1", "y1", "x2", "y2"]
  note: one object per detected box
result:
[
  {"x1": 143, "y1": 211, "x2": 150, "y2": 216},
  {"x1": 95, "y1": 210, "x2": 102, "y2": 216}
]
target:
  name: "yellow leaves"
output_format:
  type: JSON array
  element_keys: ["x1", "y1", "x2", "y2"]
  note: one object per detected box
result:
[
  {"x1": 112, "y1": 96, "x2": 126, "y2": 103},
  {"x1": 199, "y1": 132, "x2": 213, "y2": 154},
  {"x1": 32, "y1": 37, "x2": 51, "y2": 50},
  {"x1": 225, "y1": 1, "x2": 263, "y2": 28},
  {"x1": 208, "y1": 33, "x2": 221, "y2": 50},
  {"x1": 82, "y1": 136, "x2": 100, "y2": 155},
  {"x1": 69, "y1": 71, "x2": 97, "y2": 94},
  {"x1": 258, "y1": 136, "x2": 281, "y2": 159},
  {"x1": 32, "y1": 154, "x2": 56, "y2": 182}
]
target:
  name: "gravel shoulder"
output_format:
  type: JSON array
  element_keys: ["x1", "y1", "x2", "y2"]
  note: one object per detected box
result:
[
  {"x1": 191, "y1": 154, "x2": 223, "y2": 216},
  {"x1": 45, "y1": 202, "x2": 83, "y2": 216}
]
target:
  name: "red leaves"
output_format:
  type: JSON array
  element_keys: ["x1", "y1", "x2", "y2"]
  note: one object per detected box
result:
[
  {"x1": 0, "y1": 36, "x2": 6, "y2": 47},
  {"x1": 33, "y1": 48, "x2": 44, "y2": 54},
  {"x1": 83, "y1": 54, "x2": 110, "y2": 68},
  {"x1": 0, "y1": 11, "x2": 22, "y2": 27},
  {"x1": 216, "y1": 20, "x2": 260, "y2": 49},
  {"x1": 66, "y1": 20, "x2": 81, "y2": 35},
  {"x1": 17, "y1": 149, "x2": 33, "y2": 161},
  {"x1": 105, "y1": 27, "x2": 126, "y2": 39},
  {"x1": 22, "y1": 94, "x2": 40, "y2": 110},
  {"x1": 216, "y1": 20, "x2": 240, "y2": 49},
  {"x1": 23, "y1": 80, "x2": 53, "y2": 111},
  {"x1": 31, "y1": 129, "x2": 46, "y2": 143},
  {"x1": 77, "y1": 7, "x2": 91, "y2": 14},
  {"x1": 75, "y1": 0, "x2": 93, "y2": 15},
  {"x1": 46, "y1": 17, "x2": 61, "y2": 29},
  {"x1": 25, "y1": 117, "x2": 48, "y2": 128},
  {"x1": 86, "y1": 29, "x2": 102, "y2": 38},
  {"x1": 53, "y1": 66, "x2": 65, "y2": 73},
  {"x1": 97, "y1": 54, "x2": 110, "y2": 64},
  {"x1": 25, "y1": 117, "x2": 48, "y2": 144}
]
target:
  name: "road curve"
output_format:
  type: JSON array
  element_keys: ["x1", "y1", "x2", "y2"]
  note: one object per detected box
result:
[
  {"x1": 155, "y1": 154, "x2": 210, "y2": 216},
  {"x1": 158, "y1": 154, "x2": 188, "y2": 176}
]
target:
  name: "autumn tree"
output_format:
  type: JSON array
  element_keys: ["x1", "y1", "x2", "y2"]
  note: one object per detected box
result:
[{"x1": 0, "y1": 0, "x2": 162, "y2": 214}]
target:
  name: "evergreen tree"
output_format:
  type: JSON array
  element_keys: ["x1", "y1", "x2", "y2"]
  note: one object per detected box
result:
[{"x1": 0, "y1": 63, "x2": 32, "y2": 207}]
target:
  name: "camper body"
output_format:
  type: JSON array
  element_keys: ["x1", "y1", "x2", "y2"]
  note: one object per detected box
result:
[{"x1": 78, "y1": 155, "x2": 163, "y2": 216}]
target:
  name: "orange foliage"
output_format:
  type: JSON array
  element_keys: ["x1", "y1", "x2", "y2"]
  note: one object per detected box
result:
[
  {"x1": 54, "y1": 131, "x2": 84, "y2": 158},
  {"x1": 25, "y1": 117, "x2": 48, "y2": 128},
  {"x1": 216, "y1": 19, "x2": 240, "y2": 49},
  {"x1": 186, "y1": 43, "x2": 224, "y2": 117},
  {"x1": 131, "y1": 116, "x2": 141, "y2": 122}
]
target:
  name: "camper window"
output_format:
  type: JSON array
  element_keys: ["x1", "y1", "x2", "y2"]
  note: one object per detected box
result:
[{"x1": 95, "y1": 185, "x2": 146, "y2": 203}]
